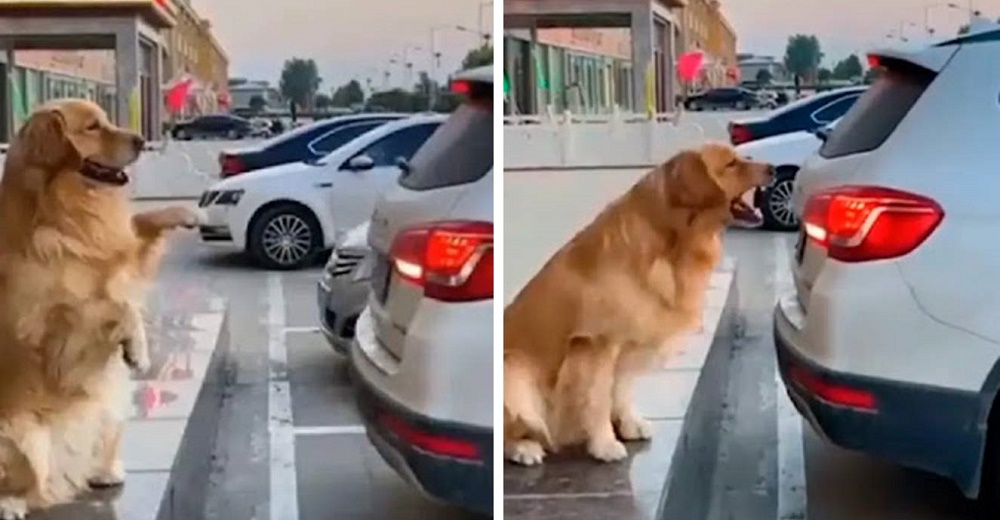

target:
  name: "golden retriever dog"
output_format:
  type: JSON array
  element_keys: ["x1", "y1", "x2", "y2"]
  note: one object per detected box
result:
[
  {"x1": 504, "y1": 143, "x2": 773, "y2": 466},
  {"x1": 0, "y1": 99, "x2": 201, "y2": 518}
]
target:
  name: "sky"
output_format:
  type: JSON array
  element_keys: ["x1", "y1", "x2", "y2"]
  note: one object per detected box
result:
[
  {"x1": 194, "y1": 0, "x2": 492, "y2": 91},
  {"x1": 725, "y1": 0, "x2": 1000, "y2": 65}
]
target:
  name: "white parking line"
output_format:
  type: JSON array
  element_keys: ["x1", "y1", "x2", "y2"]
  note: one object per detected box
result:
[
  {"x1": 293, "y1": 425, "x2": 366, "y2": 436},
  {"x1": 774, "y1": 236, "x2": 808, "y2": 520},
  {"x1": 283, "y1": 326, "x2": 321, "y2": 334},
  {"x1": 268, "y1": 273, "x2": 299, "y2": 520}
]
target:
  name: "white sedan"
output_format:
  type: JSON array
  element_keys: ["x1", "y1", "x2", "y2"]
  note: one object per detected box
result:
[
  {"x1": 737, "y1": 118, "x2": 839, "y2": 231},
  {"x1": 197, "y1": 114, "x2": 446, "y2": 269}
]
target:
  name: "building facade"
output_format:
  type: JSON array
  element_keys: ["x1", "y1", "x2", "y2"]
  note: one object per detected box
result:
[
  {"x1": 504, "y1": 28, "x2": 636, "y2": 116},
  {"x1": 679, "y1": 0, "x2": 738, "y2": 89},
  {"x1": 228, "y1": 78, "x2": 283, "y2": 115},
  {"x1": 737, "y1": 54, "x2": 789, "y2": 85},
  {"x1": 5, "y1": 50, "x2": 117, "y2": 131},
  {"x1": 162, "y1": 0, "x2": 229, "y2": 116}
]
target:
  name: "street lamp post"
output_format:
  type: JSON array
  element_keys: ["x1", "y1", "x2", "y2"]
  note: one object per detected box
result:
[
  {"x1": 924, "y1": 2, "x2": 963, "y2": 35},
  {"x1": 456, "y1": 24, "x2": 491, "y2": 45},
  {"x1": 478, "y1": 0, "x2": 493, "y2": 41},
  {"x1": 402, "y1": 45, "x2": 422, "y2": 92}
]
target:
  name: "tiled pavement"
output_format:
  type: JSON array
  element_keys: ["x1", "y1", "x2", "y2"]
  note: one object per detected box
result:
[{"x1": 503, "y1": 262, "x2": 738, "y2": 520}]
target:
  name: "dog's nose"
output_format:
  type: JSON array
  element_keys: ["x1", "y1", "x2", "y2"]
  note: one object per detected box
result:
[{"x1": 131, "y1": 135, "x2": 145, "y2": 152}]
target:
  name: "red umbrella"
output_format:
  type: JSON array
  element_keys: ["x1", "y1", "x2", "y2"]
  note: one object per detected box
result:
[
  {"x1": 678, "y1": 51, "x2": 705, "y2": 84},
  {"x1": 165, "y1": 77, "x2": 194, "y2": 114}
]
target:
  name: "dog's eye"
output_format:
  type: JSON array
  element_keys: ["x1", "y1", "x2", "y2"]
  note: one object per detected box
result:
[{"x1": 86, "y1": 121, "x2": 101, "y2": 131}]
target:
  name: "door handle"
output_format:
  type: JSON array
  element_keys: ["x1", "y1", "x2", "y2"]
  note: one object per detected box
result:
[{"x1": 315, "y1": 182, "x2": 333, "y2": 188}]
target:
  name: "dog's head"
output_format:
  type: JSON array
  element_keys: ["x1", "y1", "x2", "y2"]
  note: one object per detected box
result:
[
  {"x1": 662, "y1": 143, "x2": 774, "y2": 225},
  {"x1": 10, "y1": 98, "x2": 145, "y2": 191}
]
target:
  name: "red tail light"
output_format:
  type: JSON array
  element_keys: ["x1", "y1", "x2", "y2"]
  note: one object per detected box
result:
[
  {"x1": 219, "y1": 154, "x2": 246, "y2": 178},
  {"x1": 451, "y1": 79, "x2": 472, "y2": 95},
  {"x1": 729, "y1": 123, "x2": 753, "y2": 145},
  {"x1": 379, "y1": 413, "x2": 480, "y2": 460},
  {"x1": 790, "y1": 364, "x2": 877, "y2": 411},
  {"x1": 389, "y1": 220, "x2": 493, "y2": 302},
  {"x1": 803, "y1": 185, "x2": 944, "y2": 263}
]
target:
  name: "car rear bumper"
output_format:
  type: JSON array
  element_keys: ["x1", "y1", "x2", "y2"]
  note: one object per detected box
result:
[
  {"x1": 350, "y1": 351, "x2": 492, "y2": 514},
  {"x1": 315, "y1": 279, "x2": 364, "y2": 356},
  {"x1": 774, "y1": 300, "x2": 987, "y2": 497}
]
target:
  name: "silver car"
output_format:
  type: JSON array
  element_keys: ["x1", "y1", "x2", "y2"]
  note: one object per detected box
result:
[{"x1": 316, "y1": 222, "x2": 371, "y2": 355}]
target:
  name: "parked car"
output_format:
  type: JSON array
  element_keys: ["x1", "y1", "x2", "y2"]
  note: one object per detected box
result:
[
  {"x1": 775, "y1": 33, "x2": 1000, "y2": 514},
  {"x1": 216, "y1": 114, "x2": 406, "y2": 178},
  {"x1": 170, "y1": 114, "x2": 253, "y2": 140},
  {"x1": 317, "y1": 222, "x2": 370, "y2": 356},
  {"x1": 351, "y1": 65, "x2": 493, "y2": 515},
  {"x1": 737, "y1": 118, "x2": 840, "y2": 231},
  {"x1": 684, "y1": 87, "x2": 761, "y2": 111},
  {"x1": 727, "y1": 86, "x2": 866, "y2": 145},
  {"x1": 197, "y1": 113, "x2": 445, "y2": 270}
]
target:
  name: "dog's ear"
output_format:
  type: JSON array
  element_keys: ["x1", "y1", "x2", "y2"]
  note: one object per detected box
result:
[
  {"x1": 666, "y1": 150, "x2": 726, "y2": 209},
  {"x1": 16, "y1": 109, "x2": 79, "y2": 171}
]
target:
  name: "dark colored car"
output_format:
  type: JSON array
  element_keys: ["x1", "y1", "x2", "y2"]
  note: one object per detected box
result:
[
  {"x1": 215, "y1": 114, "x2": 406, "y2": 178},
  {"x1": 727, "y1": 86, "x2": 867, "y2": 145},
  {"x1": 685, "y1": 87, "x2": 761, "y2": 111},
  {"x1": 171, "y1": 114, "x2": 253, "y2": 140}
]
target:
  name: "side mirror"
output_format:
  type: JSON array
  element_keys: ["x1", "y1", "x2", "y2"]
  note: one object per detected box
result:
[
  {"x1": 345, "y1": 154, "x2": 375, "y2": 172},
  {"x1": 395, "y1": 156, "x2": 411, "y2": 177}
]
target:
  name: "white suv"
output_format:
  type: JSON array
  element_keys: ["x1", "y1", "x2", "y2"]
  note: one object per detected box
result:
[
  {"x1": 351, "y1": 66, "x2": 493, "y2": 515},
  {"x1": 775, "y1": 27, "x2": 1000, "y2": 511}
]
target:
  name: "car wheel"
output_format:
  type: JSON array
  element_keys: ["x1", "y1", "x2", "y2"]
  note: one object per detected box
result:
[
  {"x1": 735, "y1": 100, "x2": 748, "y2": 111},
  {"x1": 227, "y1": 129, "x2": 240, "y2": 140},
  {"x1": 175, "y1": 129, "x2": 190, "y2": 140},
  {"x1": 977, "y1": 395, "x2": 1000, "y2": 516},
  {"x1": 761, "y1": 168, "x2": 799, "y2": 232},
  {"x1": 248, "y1": 203, "x2": 323, "y2": 270}
]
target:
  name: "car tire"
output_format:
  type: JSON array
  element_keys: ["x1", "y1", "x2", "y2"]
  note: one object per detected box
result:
[
  {"x1": 227, "y1": 129, "x2": 241, "y2": 140},
  {"x1": 735, "y1": 100, "x2": 748, "y2": 111},
  {"x1": 977, "y1": 396, "x2": 1000, "y2": 516},
  {"x1": 761, "y1": 167, "x2": 800, "y2": 232},
  {"x1": 175, "y1": 129, "x2": 191, "y2": 140},
  {"x1": 247, "y1": 203, "x2": 324, "y2": 270}
]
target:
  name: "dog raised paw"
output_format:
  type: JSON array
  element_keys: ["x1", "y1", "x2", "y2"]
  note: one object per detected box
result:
[
  {"x1": 616, "y1": 415, "x2": 654, "y2": 441},
  {"x1": 587, "y1": 436, "x2": 628, "y2": 463},
  {"x1": 0, "y1": 496, "x2": 27, "y2": 520},
  {"x1": 136, "y1": 206, "x2": 205, "y2": 232},
  {"x1": 505, "y1": 439, "x2": 545, "y2": 466}
]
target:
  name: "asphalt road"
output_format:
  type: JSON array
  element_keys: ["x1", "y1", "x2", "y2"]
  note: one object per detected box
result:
[
  {"x1": 155, "y1": 229, "x2": 481, "y2": 520},
  {"x1": 703, "y1": 228, "x2": 983, "y2": 520}
]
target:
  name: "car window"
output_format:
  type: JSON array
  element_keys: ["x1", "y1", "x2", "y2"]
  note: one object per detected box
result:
[
  {"x1": 399, "y1": 99, "x2": 492, "y2": 191},
  {"x1": 357, "y1": 122, "x2": 441, "y2": 167},
  {"x1": 820, "y1": 60, "x2": 935, "y2": 159},
  {"x1": 309, "y1": 121, "x2": 382, "y2": 155},
  {"x1": 261, "y1": 117, "x2": 393, "y2": 149},
  {"x1": 770, "y1": 88, "x2": 865, "y2": 118},
  {"x1": 811, "y1": 95, "x2": 859, "y2": 124}
]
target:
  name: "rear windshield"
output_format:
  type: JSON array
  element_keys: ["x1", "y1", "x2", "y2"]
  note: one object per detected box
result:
[
  {"x1": 819, "y1": 60, "x2": 935, "y2": 159},
  {"x1": 399, "y1": 96, "x2": 492, "y2": 191}
]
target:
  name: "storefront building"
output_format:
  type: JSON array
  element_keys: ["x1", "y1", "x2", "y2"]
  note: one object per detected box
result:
[
  {"x1": 162, "y1": 0, "x2": 229, "y2": 116},
  {"x1": 505, "y1": 28, "x2": 635, "y2": 116},
  {"x1": 679, "y1": 0, "x2": 738, "y2": 89},
  {"x1": 4, "y1": 50, "x2": 116, "y2": 131}
]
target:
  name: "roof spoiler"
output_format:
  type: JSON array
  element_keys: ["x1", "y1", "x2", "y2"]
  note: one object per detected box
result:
[{"x1": 867, "y1": 45, "x2": 958, "y2": 73}]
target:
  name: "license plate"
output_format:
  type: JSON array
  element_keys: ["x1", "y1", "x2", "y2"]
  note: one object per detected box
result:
[
  {"x1": 795, "y1": 229, "x2": 806, "y2": 264},
  {"x1": 371, "y1": 255, "x2": 391, "y2": 303}
]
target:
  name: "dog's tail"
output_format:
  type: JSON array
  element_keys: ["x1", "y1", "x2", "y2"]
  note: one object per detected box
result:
[{"x1": 503, "y1": 352, "x2": 552, "y2": 448}]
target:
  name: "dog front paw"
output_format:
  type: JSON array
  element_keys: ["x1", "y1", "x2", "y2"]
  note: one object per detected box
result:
[
  {"x1": 0, "y1": 496, "x2": 27, "y2": 520},
  {"x1": 89, "y1": 459, "x2": 126, "y2": 488},
  {"x1": 505, "y1": 439, "x2": 546, "y2": 466},
  {"x1": 615, "y1": 414, "x2": 654, "y2": 441},
  {"x1": 587, "y1": 436, "x2": 628, "y2": 463},
  {"x1": 138, "y1": 206, "x2": 205, "y2": 232},
  {"x1": 121, "y1": 338, "x2": 150, "y2": 373}
]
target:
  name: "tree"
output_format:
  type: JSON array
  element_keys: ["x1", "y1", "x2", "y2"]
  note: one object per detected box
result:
[
  {"x1": 784, "y1": 34, "x2": 824, "y2": 84},
  {"x1": 755, "y1": 68, "x2": 772, "y2": 85},
  {"x1": 461, "y1": 44, "x2": 493, "y2": 70},
  {"x1": 832, "y1": 54, "x2": 864, "y2": 81},
  {"x1": 863, "y1": 67, "x2": 882, "y2": 84},
  {"x1": 279, "y1": 58, "x2": 322, "y2": 110},
  {"x1": 315, "y1": 93, "x2": 333, "y2": 110},
  {"x1": 248, "y1": 94, "x2": 267, "y2": 114},
  {"x1": 331, "y1": 80, "x2": 365, "y2": 107},
  {"x1": 817, "y1": 67, "x2": 833, "y2": 84}
]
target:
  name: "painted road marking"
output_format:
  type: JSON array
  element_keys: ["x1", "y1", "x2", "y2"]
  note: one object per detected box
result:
[
  {"x1": 774, "y1": 235, "x2": 808, "y2": 520},
  {"x1": 293, "y1": 425, "x2": 366, "y2": 436},
  {"x1": 268, "y1": 273, "x2": 299, "y2": 520},
  {"x1": 283, "y1": 326, "x2": 321, "y2": 334}
]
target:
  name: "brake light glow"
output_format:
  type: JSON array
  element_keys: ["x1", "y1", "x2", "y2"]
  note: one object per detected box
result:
[
  {"x1": 867, "y1": 54, "x2": 881, "y2": 69},
  {"x1": 729, "y1": 123, "x2": 753, "y2": 145},
  {"x1": 379, "y1": 413, "x2": 480, "y2": 460},
  {"x1": 790, "y1": 365, "x2": 877, "y2": 411},
  {"x1": 802, "y1": 185, "x2": 943, "y2": 262},
  {"x1": 451, "y1": 80, "x2": 472, "y2": 95},
  {"x1": 389, "y1": 220, "x2": 493, "y2": 302}
]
